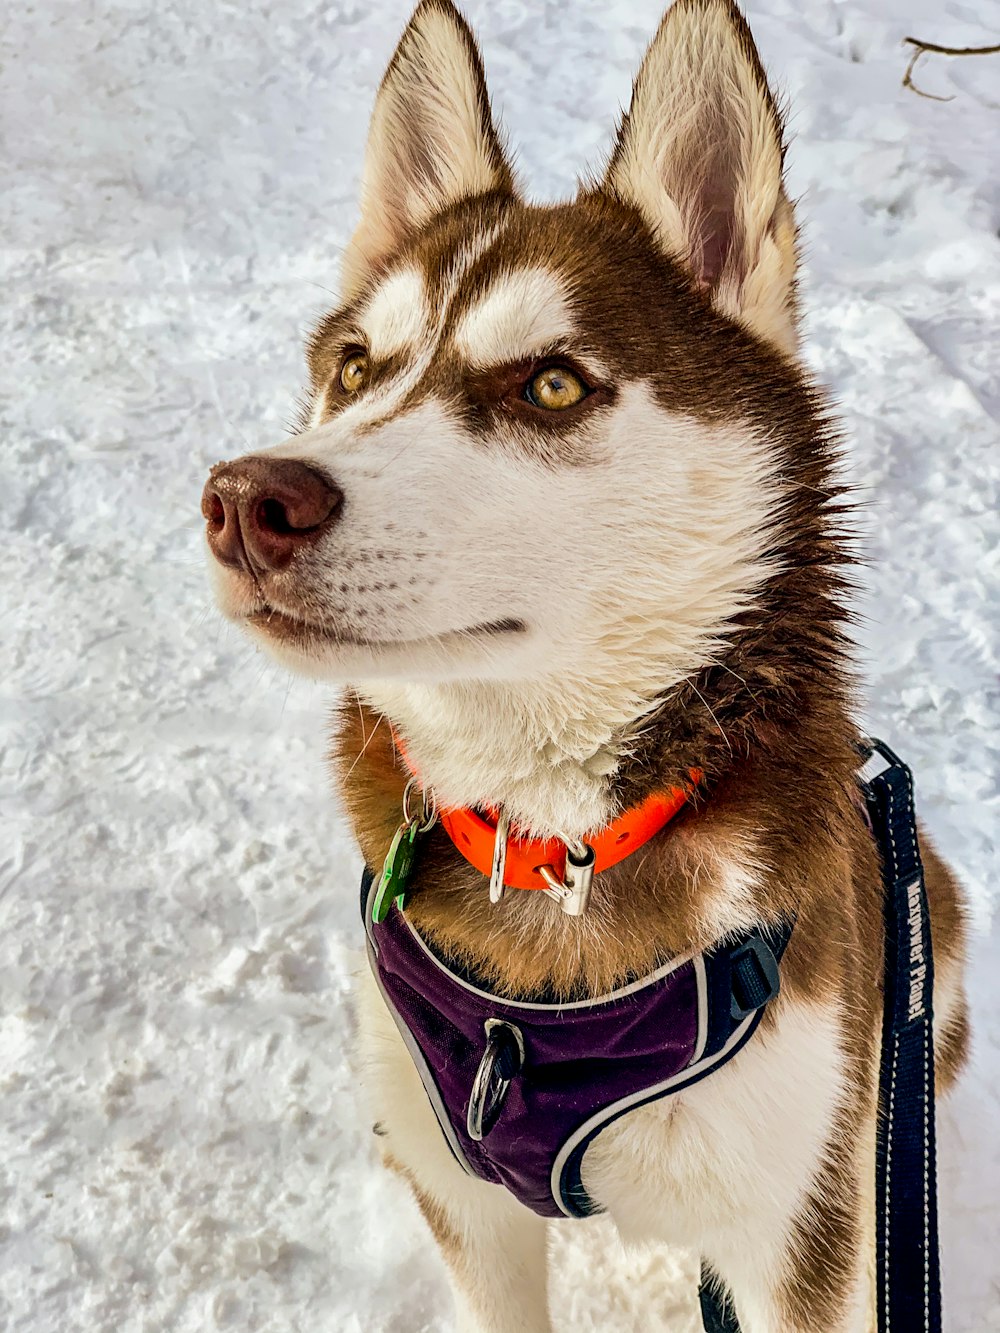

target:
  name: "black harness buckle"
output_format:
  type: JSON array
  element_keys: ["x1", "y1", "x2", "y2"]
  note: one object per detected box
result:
[{"x1": 729, "y1": 934, "x2": 781, "y2": 1021}]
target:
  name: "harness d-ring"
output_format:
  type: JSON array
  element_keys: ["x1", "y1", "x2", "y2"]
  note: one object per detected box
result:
[
  {"x1": 466, "y1": 1021, "x2": 524, "y2": 1142},
  {"x1": 402, "y1": 776, "x2": 438, "y2": 833}
]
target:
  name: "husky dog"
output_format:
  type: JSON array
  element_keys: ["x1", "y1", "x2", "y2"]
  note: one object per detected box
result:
[{"x1": 201, "y1": 1, "x2": 969, "y2": 1328}]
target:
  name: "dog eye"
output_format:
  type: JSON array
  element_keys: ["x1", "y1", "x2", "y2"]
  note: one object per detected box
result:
[
  {"x1": 524, "y1": 366, "x2": 588, "y2": 411},
  {"x1": 340, "y1": 352, "x2": 369, "y2": 394}
]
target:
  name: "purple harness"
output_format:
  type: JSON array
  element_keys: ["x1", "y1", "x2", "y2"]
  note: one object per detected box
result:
[
  {"x1": 361, "y1": 741, "x2": 943, "y2": 1333},
  {"x1": 362, "y1": 869, "x2": 790, "y2": 1218}
]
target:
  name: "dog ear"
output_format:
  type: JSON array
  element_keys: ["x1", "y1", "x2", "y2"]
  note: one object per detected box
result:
[
  {"x1": 341, "y1": 0, "x2": 515, "y2": 299},
  {"x1": 602, "y1": 0, "x2": 799, "y2": 357}
]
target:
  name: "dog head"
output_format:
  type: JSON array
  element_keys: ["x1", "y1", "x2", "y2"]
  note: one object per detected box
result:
[{"x1": 203, "y1": 0, "x2": 813, "y2": 722}]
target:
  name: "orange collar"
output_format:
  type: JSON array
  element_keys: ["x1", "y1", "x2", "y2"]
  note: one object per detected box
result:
[
  {"x1": 393, "y1": 732, "x2": 699, "y2": 892},
  {"x1": 439, "y1": 787, "x2": 696, "y2": 892}
]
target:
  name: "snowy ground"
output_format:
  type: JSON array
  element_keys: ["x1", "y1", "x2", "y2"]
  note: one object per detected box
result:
[{"x1": 2, "y1": 0, "x2": 998, "y2": 1329}]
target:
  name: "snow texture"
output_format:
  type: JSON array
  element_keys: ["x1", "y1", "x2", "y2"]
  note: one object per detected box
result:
[{"x1": 2, "y1": 0, "x2": 998, "y2": 1329}]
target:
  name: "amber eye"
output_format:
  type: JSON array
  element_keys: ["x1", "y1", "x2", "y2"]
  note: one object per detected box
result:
[
  {"x1": 524, "y1": 365, "x2": 588, "y2": 411},
  {"x1": 339, "y1": 352, "x2": 369, "y2": 394}
]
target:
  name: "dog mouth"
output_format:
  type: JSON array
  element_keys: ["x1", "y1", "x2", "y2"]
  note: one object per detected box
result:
[{"x1": 244, "y1": 606, "x2": 526, "y2": 651}]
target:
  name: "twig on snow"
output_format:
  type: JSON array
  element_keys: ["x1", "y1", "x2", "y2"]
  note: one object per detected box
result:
[{"x1": 902, "y1": 37, "x2": 1000, "y2": 101}]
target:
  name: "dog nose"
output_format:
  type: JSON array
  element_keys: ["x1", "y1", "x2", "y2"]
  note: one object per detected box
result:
[{"x1": 201, "y1": 456, "x2": 343, "y2": 574}]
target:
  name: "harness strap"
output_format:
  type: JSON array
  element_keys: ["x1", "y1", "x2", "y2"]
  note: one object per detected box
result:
[
  {"x1": 699, "y1": 738, "x2": 941, "y2": 1332},
  {"x1": 557, "y1": 918, "x2": 791, "y2": 1218},
  {"x1": 699, "y1": 1265, "x2": 740, "y2": 1333}
]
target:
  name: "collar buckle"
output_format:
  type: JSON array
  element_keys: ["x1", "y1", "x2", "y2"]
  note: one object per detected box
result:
[{"x1": 537, "y1": 842, "x2": 596, "y2": 916}]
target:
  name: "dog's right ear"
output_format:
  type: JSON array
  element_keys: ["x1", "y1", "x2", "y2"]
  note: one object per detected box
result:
[{"x1": 340, "y1": 0, "x2": 515, "y2": 299}]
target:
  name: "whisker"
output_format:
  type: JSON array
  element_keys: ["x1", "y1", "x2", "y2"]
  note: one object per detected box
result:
[
  {"x1": 345, "y1": 708, "x2": 387, "y2": 782},
  {"x1": 685, "y1": 678, "x2": 734, "y2": 756}
]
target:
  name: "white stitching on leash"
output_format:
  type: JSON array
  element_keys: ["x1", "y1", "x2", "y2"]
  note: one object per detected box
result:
[
  {"x1": 924, "y1": 1019, "x2": 931, "y2": 1330},
  {"x1": 883, "y1": 761, "x2": 931, "y2": 1333},
  {"x1": 886, "y1": 1031, "x2": 898, "y2": 1331},
  {"x1": 899, "y1": 764, "x2": 932, "y2": 1332},
  {"x1": 884, "y1": 771, "x2": 900, "y2": 1333}
]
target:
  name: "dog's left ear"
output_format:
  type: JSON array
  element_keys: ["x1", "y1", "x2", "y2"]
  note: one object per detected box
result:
[
  {"x1": 602, "y1": 0, "x2": 799, "y2": 358},
  {"x1": 341, "y1": 0, "x2": 516, "y2": 299}
]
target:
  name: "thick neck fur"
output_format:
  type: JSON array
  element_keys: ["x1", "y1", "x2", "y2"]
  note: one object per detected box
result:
[
  {"x1": 359, "y1": 411, "x2": 856, "y2": 843},
  {"x1": 361, "y1": 674, "x2": 669, "y2": 841},
  {"x1": 360, "y1": 574, "x2": 855, "y2": 838},
  {"x1": 336, "y1": 508, "x2": 863, "y2": 1003}
]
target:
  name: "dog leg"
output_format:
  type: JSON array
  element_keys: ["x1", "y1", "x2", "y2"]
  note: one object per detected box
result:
[
  {"x1": 705, "y1": 1230, "x2": 871, "y2": 1333},
  {"x1": 357, "y1": 968, "x2": 553, "y2": 1333},
  {"x1": 446, "y1": 1204, "x2": 552, "y2": 1333},
  {"x1": 383, "y1": 1146, "x2": 552, "y2": 1333},
  {"x1": 707, "y1": 1147, "x2": 875, "y2": 1333},
  {"x1": 588, "y1": 993, "x2": 877, "y2": 1332}
]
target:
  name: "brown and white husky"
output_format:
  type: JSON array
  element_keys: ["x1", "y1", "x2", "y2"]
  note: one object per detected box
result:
[{"x1": 200, "y1": 1, "x2": 969, "y2": 1327}]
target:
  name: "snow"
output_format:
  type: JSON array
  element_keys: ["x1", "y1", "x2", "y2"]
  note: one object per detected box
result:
[{"x1": 2, "y1": 0, "x2": 997, "y2": 1328}]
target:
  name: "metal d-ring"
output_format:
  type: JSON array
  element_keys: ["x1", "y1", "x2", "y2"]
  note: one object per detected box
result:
[
  {"x1": 489, "y1": 808, "x2": 511, "y2": 905},
  {"x1": 466, "y1": 1020, "x2": 524, "y2": 1142},
  {"x1": 555, "y1": 830, "x2": 589, "y2": 862},
  {"x1": 401, "y1": 776, "x2": 438, "y2": 833}
]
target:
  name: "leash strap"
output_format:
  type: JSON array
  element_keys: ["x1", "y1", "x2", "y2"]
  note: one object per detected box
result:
[
  {"x1": 861, "y1": 737, "x2": 941, "y2": 1333},
  {"x1": 699, "y1": 1264, "x2": 740, "y2": 1332},
  {"x1": 700, "y1": 738, "x2": 941, "y2": 1333}
]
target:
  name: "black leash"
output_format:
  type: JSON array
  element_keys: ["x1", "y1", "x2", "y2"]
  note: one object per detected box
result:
[
  {"x1": 698, "y1": 738, "x2": 941, "y2": 1332},
  {"x1": 699, "y1": 1263, "x2": 741, "y2": 1332},
  {"x1": 863, "y1": 737, "x2": 942, "y2": 1333}
]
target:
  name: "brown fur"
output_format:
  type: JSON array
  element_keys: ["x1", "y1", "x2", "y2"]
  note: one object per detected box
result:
[
  {"x1": 780, "y1": 1107, "x2": 865, "y2": 1330},
  {"x1": 308, "y1": 190, "x2": 810, "y2": 440}
]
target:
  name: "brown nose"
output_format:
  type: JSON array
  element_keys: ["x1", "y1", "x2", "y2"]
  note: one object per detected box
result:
[{"x1": 201, "y1": 456, "x2": 343, "y2": 574}]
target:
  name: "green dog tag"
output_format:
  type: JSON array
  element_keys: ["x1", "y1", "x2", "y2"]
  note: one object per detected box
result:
[{"x1": 373, "y1": 822, "x2": 421, "y2": 923}]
